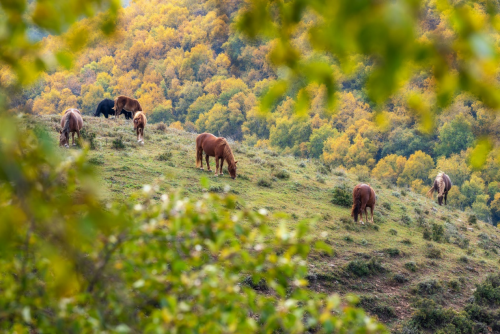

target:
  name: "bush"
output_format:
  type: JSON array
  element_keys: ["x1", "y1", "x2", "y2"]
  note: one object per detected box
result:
[
  {"x1": 155, "y1": 122, "x2": 167, "y2": 132},
  {"x1": 459, "y1": 256, "x2": 469, "y2": 263},
  {"x1": 88, "y1": 154, "x2": 105, "y2": 165},
  {"x1": 332, "y1": 167, "x2": 347, "y2": 177},
  {"x1": 274, "y1": 169, "x2": 290, "y2": 180},
  {"x1": 401, "y1": 214, "x2": 412, "y2": 225},
  {"x1": 331, "y1": 184, "x2": 353, "y2": 207},
  {"x1": 359, "y1": 296, "x2": 396, "y2": 320},
  {"x1": 401, "y1": 189, "x2": 407, "y2": 196},
  {"x1": 385, "y1": 248, "x2": 401, "y2": 257},
  {"x1": 474, "y1": 273, "x2": 500, "y2": 306},
  {"x1": 432, "y1": 223, "x2": 445, "y2": 242},
  {"x1": 392, "y1": 191, "x2": 401, "y2": 198},
  {"x1": 405, "y1": 261, "x2": 418, "y2": 272},
  {"x1": 382, "y1": 202, "x2": 392, "y2": 211},
  {"x1": 394, "y1": 273, "x2": 409, "y2": 283},
  {"x1": 316, "y1": 174, "x2": 326, "y2": 183},
  {"x1": 402, "y1": 238, "x2": 412, "y2": 245},
  {"x1": 156, "y1": 150, "x2": 173, "y2": 161},
  {"x1": 80, "y1": 127, "x2": 98, "y2": 150},
  {"x1": 468, "y1": 214, "x2": 477, "y2": 225},
  {"x1": 389, "y1": 229, "x2": 398, "y2": 236},
  {"x1": 347, "y1": 258, "x2": 385, "y2": 277},
  {"x1": 426, "y1": 247, "x2": 442, "y2": 259},
  {"x1": 415, "y1": 279, "x2": 443, "y2": 295},
  {"x1": 111, "y1": 136, "x2": 125, "y2": 149},
  {"x1": 298, "y1": 161, "x2": 307, "y2": 168},
  {"x1": 423, "y1": 228, "x2": 432, "y2": 240},
  {"x1": 344, "y1": 235, "x2": 354, "y2": 242},
  {"x1": 257, "y1": 178, "x2": 272, "y2": 187}
]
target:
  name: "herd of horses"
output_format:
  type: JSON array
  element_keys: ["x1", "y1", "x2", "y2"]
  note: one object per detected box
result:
[{"x1": 57, "y1": 95, "x2": 452, "y2": 223}]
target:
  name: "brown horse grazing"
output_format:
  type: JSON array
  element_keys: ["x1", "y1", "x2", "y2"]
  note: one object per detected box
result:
[
  {"x1": 427, "y1": 172, "x2": 452, "y2": 206},
  {"x1": 133, "y1": 112, "x2": 147, "y2": 144},
  {"x1": 113, "y1": 95, "x2": 142, "y2": 118},
  {"x1": 351, "y1": 184, "x2": 376, "y2": 224},
  {"x1": 59, "y1": 108, "x2": 83, "y2": 148},
  {"x1": 196, "y1": 133, "x2": 238, "y2": 179}
]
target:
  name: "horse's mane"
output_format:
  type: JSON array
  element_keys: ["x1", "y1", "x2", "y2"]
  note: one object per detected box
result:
[
  {"x1": 222, "y1": 140, "x2": 235, "y2": 163},
  {"x1": 427, "y1": 171, "x2": 446, "y2": 197},
  {"x1": 62, "y1": 110, "x2": 72, "y2": 134}
]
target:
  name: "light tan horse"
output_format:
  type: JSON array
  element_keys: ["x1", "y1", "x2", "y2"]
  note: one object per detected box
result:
[
  {"x1": 427, "y1": 172, "x2": 452, "y2": 206},
  {"x1": 351, "y1": 184, "x2": 376, "y2": 224},
  {"x1": 196, "y1": 133, "x2": 238, "y2": 179},
  {"x1": 113, "y1": 96, "x2": 142, "y2": 118},
  {"x1": 133, "y1": 112, "x2": 147, "y2": 144},
  {"x1": 59, "y1": 108, "x2": 83, "y2": 147}
]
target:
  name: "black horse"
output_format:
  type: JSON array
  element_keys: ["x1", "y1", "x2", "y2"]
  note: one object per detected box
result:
[{"x1": 94, "y1": 98, "x2": 132, "y2": 119}]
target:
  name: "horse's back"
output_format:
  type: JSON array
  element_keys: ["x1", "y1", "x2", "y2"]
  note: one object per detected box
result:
[
  {"x1": 62, "y1": 109, "x2": 83, "y2": 130},
  {"x1": 355, "y1": 184, "x2": 376, "y2": 205}
]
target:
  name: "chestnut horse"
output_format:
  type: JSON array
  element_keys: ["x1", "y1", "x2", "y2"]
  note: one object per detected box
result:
[
  {"x1": 351, "y1": 184, "x2": 376, "y2": 224},
  {"x1": 113, "y1": 95, "x2": 142, "y2": 118},
  {"x1": 427, "y1": 172, "x2": 452, "y2": 206},
  {"x1": 133, "y1": 112, "x2": 147, "y2": 144},
  {"x1": 196, "y1": 133, "x2": 238, "y2": 179},
  {"x1": 59, "y1": 108, "x2": 83, "y2": 147}
]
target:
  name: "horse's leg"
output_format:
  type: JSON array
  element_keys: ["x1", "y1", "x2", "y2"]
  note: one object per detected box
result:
[
  {"x1": 370, "y1": 206, "x2": 374, "y2": 223},
  {"x1": 219, "y1": 158, "x2": 224, "y2": 176},
  {"x1": 72, "y1": 132, "x2": 75, "y2": 146},
  {"x1": 205, "y1": 154, "x2": 211, "y2": 171},
  {"x1": 76, "y1": 129, "x2": 80, "y2": 145},
  {"x1": 444, "y1": 192, "x2": 448, "y2": 205},
  {"x1": 215, "y1": 155, "x2": 220, "y2": 176},
  {"x1": 198, "y1": 148, "x2": 204, "y2": 170}
]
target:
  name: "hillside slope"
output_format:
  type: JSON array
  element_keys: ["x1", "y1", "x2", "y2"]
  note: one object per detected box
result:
[{"x1": 32, "y1": 114, "x2": 500, "y2": 330}]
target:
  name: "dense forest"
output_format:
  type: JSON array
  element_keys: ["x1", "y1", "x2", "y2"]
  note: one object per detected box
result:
[{"x1": 2, "y1": 0, "x2": 500, "y2": 225}]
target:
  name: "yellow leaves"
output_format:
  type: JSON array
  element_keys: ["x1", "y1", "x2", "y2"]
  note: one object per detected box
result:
[
  {"x1": 374, "y1": 111, "x2": 390, "y2": 132},
  {"x1": 468, "y1": 137, "x2": 493, "y2": 170},
  {"x1": 407, "y1": 93, "x2": 434, "y2": 133}
]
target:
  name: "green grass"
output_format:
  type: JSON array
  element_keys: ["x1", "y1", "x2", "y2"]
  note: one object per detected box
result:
[{"x1": 34, "y1": 114, "x2": 500, "y2": 328}]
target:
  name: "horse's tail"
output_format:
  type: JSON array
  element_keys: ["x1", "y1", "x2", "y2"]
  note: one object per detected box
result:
[
  {"x1": 351, "y1": 186, "x2": 362, "y2": 222},
  {"x1": 62, "y1": 110, "x2": 72, "y2": 134},
  {"x1": 112, "y1": 97, "x2": 117, "y2": 110},
  {"x1": 196, "y1": 141, "x2": 202, "y2": 168},
  {"x1": 426, "y1": 186, "x2": 435, "y2": 198}
]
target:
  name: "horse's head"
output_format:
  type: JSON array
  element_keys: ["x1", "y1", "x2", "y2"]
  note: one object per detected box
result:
[
  {"x1": 228, "y1": 161, "x2": 238, "y2": 179},
  {"x1": 133, "y1": 117, "x2": 139, "y2": 129},
  {"x1": 438, "y1": 195, "x2": 443, "y2": 206},
  {"x1": 59, "y1": 130, "x2": 69, "y2": 148}
]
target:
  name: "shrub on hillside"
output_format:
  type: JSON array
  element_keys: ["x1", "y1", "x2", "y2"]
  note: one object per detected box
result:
[
  {"x1": 405, "y1": 261, "x2": 418, "y2": 272},
  {"x1": 426, "y1": 247, "x2": 442, "y2": 259},
  {"x1": 257, "y1": 178, "x2": 272, "y2": 187},
  {"x1": 274, "y1": 169, "x2": 290, "y2": 180},
  {"x1": 347, "y1": 258, "x2": 385, "y2": 277},
  {"x1": 468, "y1": 214, "x2": 478, "y2": 225},
  {"x1": 431, "y1": 223, "x2": 445, "y2": 242},
  {"x1": 382, "y1": 202, "x2": 392, "y2": 211},
  {"x1": 88, "y1": 154, "x2": 105, "y2": 165},
  {"x1": 331, "y1": 184, "x2": 353, "y2": 207},
  {"x1": 80, "y1": 127, "x2": 98, "y2": 150},
  {"x1": 111, "y1": 136, "x2": 125, "y2": 149},
  {"x1": 156, "y1": 150, "x2": 173, "y2": 161}
]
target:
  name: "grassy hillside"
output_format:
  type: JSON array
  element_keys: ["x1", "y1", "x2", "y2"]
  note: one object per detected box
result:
[{"x1": 33, "y1": 114, "x2": 500, "y2": 330}]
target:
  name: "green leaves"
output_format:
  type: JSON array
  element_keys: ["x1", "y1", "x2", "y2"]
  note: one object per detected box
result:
[
  {"x1": 0, "y1": 117, "x2": 386, "y2": 333},
  {"x1": 237, "y1": 0, "x2": 500, "y2": 149},
  {"x1": 0, "y1": 0, "x2": 118, "y2": 86}
]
